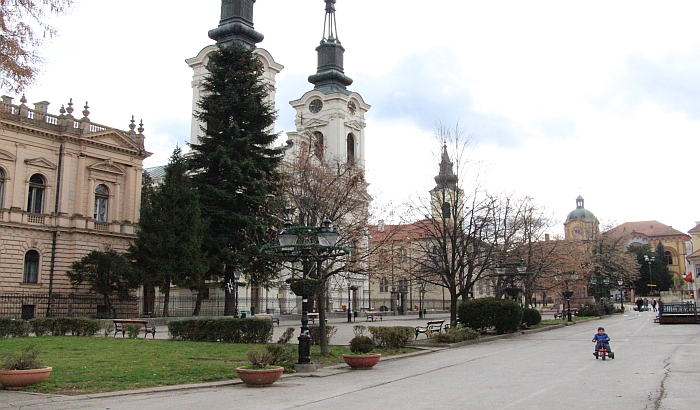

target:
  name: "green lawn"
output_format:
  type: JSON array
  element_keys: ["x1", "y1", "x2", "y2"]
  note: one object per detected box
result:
[{"x1": 0, "y1": 337, "x2": 354, "y2": 395}]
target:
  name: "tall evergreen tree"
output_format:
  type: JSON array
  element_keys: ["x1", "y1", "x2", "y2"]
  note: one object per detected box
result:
[
  {"x1": 188, "y1": 42, "x2": 284, "y2": 315},
  {"x1": 132, "y1": 147, "x2": 207, "y2": 316}
]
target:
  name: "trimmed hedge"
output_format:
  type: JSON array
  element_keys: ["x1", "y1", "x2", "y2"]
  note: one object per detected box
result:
[
  {"x1": 521, "y1": 308, "x2": 542, "y2": 327},
  {"x1": 431, "y1": 325, "x2": 479, "y2": 343},
  {"x1": 0, "y1": 317, "x2": 102, "y2": 338},
  {"x1": 168, "y1": 318, "x2": 273, "y2": 343},
  {"x1": 368, "y1": 326, "x2": 413, "y2": 349},
  {"x1": 458, "y1": 297, "x2": 523, "y2": 334}
]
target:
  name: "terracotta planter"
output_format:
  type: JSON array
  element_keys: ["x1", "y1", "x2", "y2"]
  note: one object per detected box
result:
[
  {"x1": 236, "y1": 366, "x2": 284, "y2": 387},
  {"x1": 0, "y1": 367, "x2": 52, "y2": 390},
  {"x1": 342, "y1": 353, "x2": 381, "y2": 370}
]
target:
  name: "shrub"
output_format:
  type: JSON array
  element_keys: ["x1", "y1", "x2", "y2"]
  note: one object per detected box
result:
[
  {"x1": 0, "y1": 318, "x2": 30, "y2": 338},
  {"x1": 168, "y1": 318, "x2": 273, "y2": 343},
  {"x1": 246, "y1": 348, "x2": 276, "y2": 369},
  {"x1": 265, "y1": 344, "x2": 297, "y2": 369},
  {"x1": 521, "y1": 308, "x2": 542, "y2": 327},
  {"x1": 308, "y1": 325, "x2": 337, "y2": 346},
  {"x1": 349, "y1": 335, "x2": 375, "y2": 354},
  {"x1": 125, "y1": 324, "x2": 142, "y2": 338},
  {"x1": 431, "y1": 325, "x2": 479, "y2": 344},
  {"x1": 352, "y1": 324, "x2": 367, "y2": 337},
  {"x1": 458, "y1": 297, "x2": 523, "y2": 334},
  {"x1": 1, "y1": 345, "x2": 43, "y2": 370},
  {"x1": 277, "y1": 327, "x2": 295, "y2": 344},
  {"x1": 29, "y1": 318, "x2": 54, "y2": 337},
  {"x1": 576, "y1": 301, "x2": 602, "y2": 317},
  {"x1": 368, "y1": 326, "x2": 413, "y2": 349}
]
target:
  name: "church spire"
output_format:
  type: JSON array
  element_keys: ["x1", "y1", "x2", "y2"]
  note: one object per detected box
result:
[
  {"x1": 208, "y1": 0, "x2": 264, "y2": 48},
  {"x1": 308, "y1": 0, "x2": 353, "y2": 94},
  {"x1": 434, "y1": 142, "x2": 458, "y2": 190}
]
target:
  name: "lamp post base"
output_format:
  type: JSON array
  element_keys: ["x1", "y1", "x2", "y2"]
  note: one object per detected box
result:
[{"x1": 294, "y1": 363, "x2": 317, "y2": 373}]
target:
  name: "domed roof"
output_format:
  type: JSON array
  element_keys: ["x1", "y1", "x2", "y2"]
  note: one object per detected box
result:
[{"x1": 566, "y1": 195, "x2": 597, "y2": 222}]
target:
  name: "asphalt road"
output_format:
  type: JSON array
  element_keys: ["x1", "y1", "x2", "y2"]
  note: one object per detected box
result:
[{"x1": 2, "y1": 309, "x2": 698, "y2": 409}]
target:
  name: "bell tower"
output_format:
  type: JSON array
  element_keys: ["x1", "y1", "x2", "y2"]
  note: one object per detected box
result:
[
  {"x1": 186, "y1": 0, "x2": 283, "y2": 146},
  {"x1": 287, "y1": 0, "x2": 370, "y2": 168}
]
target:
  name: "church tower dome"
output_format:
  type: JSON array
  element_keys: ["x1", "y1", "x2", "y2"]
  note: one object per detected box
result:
[{"x1": 564, "y1": 195, "x2": 599, "y2": 240}]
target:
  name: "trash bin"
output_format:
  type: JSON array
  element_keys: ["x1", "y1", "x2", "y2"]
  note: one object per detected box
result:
[
  {"x1": 241, "y1": 311, "x2": 247, "y2": 318},
  {"x1": 266, "y1": 308, "x2": 272, "y2": 314},
  {"x1": 250, "y1": 307, "x2": 257, "y2": 315}
]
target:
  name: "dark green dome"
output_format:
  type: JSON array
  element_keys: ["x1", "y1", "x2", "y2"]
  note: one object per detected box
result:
[{"x1": 566, "y1": 195, "x2": 597, "y2": 222}]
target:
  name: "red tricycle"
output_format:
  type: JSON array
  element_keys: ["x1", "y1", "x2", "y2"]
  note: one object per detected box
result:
[{"x1": 594, "y1": 343, "x2": 614, "y2": 360}]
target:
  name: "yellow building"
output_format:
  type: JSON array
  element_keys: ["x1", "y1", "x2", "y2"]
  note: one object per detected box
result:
[
  {"x1": 564, "y1": 195, "x2": 599, "y2": 241},
  {"x1": 609, "y1": 221, "x2": 690, "y2": 280},
  {"x1": 0, "y1": 96, "x2": 150, "y2": 318}
]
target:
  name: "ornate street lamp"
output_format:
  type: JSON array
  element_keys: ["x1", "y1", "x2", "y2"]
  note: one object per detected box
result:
[
  {"x1": 262, "y1": 218, "x2": 349, "y2": 371},
  {"x1": 493, "y1": 259, "x2": 531, "y2": 303},
  {"x1": 617, "y1": 279, "x2": 624, "y2": 311},
  {"x1": 644, "y1": 255, "x2": 656, "y2": 296}
]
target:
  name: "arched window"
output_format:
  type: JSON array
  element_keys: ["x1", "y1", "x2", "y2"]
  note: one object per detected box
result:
[
  {"x1": 313, "y1": 131, "x2": 324, "y2": 159},
  {"x1": 665, "y1": 251, "x2": 673, "y2": 265},
  {"x1": 94, "y1": 184, "x2": 109, "y2": 222},
  {"x1": 0, "y1": 168, "x2": 5, "y2": 208},
  {"x1": 27, "y1": 174, "x2": 45, "y2": 214},
  {"x1": 23, "y1": 250, "x2": 40, "y2": 283},
  {"x1": 346, "y1": 133, "x2": 355, "y2": 164}
]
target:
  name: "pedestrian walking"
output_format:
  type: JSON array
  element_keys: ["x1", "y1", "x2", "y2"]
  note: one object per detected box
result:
[
  {"x1": 643, "y1": 298, "x2": 649, "y2": 310},
  {"x1": 651, "y1": 299, "x2": 657, "y2": 312},
  {"x1": 636, "y1": 298, "x2": 644, "y2": 312}
]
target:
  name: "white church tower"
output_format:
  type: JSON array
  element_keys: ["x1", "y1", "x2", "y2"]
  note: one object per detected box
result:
[
  {"x1": 185, "y1": 0, "x2": 283, "y2": 146},
  {"x1": 287, "y1": 0, "x2": 370, "y2": 168}
]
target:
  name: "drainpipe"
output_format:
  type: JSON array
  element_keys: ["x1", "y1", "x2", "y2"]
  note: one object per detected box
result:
[{"x1": 47, "y1": 141, "x2": 64, "y2": 316}]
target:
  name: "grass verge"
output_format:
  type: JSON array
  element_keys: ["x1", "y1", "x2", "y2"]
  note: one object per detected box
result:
[{"x1": 0, "y1": 337, "x2": 406, "y2": 395}]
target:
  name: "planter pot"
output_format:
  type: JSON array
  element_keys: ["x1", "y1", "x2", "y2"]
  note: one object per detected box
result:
[
  {"x1": 0, "y1": 367, "x2": 52, "y2": 390},
  {"x1": 342, "y1": 354, "x2": 381, "y2": 370},
  {"x1": 236, "y1": 366, "x2": 284, "y2": 387}
]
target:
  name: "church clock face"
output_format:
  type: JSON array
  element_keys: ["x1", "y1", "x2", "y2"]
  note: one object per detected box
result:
[
  {"x1": 309, "y1": 99, "x2": 323, "y2": 113},
  {"x1": 347, "y1": 101, "x2": 357, "y2": 115}
]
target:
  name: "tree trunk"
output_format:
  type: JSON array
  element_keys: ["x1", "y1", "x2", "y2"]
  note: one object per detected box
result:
[
  {"x1": 450, "y1": 290, "x2": 459, "y2": 326},
  {"x1": 162, "y1": 282, "x2": 171, "y2": 317},
  {"x1": 192, "y1": 290, "x2": 203, "y2": 316},
  {"x1": 104, "y1": 294, "x2": 115, "y2": 318},
  {"x1": 318, "y1": 288, "x2": 329, "y2": 357}
]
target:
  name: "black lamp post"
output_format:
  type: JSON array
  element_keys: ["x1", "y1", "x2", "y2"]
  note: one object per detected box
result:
[
  {"x1": 562, "y1": 290, "x2": 574, "y2": 322},
  {"x1": 644, "y1": 255, "x2": 656, "y2": 296},
  {"x1": 617, "y1": 279, "x2": 624, "y2": 311},
  {"x1": 234, "y1": 268, "x2": 242, "y2": 318},
  {"x1": 262, "y1": 218, "x2": 349, "y2": 370}
]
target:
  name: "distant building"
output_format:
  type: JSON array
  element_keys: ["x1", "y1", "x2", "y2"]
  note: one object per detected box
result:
[
  {"x1": 0, "y1": 95, "x2": 150, "y2": 318},
  {"x1": 609, "y1": 220, "x2": 690, "y2": 279}
]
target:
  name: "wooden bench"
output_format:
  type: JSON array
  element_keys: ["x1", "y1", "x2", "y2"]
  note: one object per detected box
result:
[
  {"x1": 113, "y1": 319, "x2": 156, "y2": 338},
  {"x1": 553, "y1": 309, "x2": 577, "y2": 319},
  {"x1": 366, "y1": 312, "x2": 383, "y2": 322},
  {"x1": 414, "y1": 320, "x2": 445, "y2": 340},
  {"x1": 252, "y1": 313, "x2": 280, "y2": 327}
]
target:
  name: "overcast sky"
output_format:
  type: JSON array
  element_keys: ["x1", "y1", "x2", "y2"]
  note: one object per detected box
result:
[{"x1": 14, "y1": 0, "x2": 700, "y2": 237}]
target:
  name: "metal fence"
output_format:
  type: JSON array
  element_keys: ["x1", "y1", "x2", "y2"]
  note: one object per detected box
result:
[
  {"x1": 0, "y1": 293, "x2": 138, "y2": 319},
  {"x1": 0, "y1": 293, "x2": 451, "y2": 319}
]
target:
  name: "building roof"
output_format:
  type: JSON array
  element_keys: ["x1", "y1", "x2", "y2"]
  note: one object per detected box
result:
[
  {"x1": 688, "y1": 222, "x2": 700, "y2": 234},
  {"x1": 368, "y1": 220, "x2": 436, "y2": 243},
  {"x1": 144, "y1": 165, "x2": 165, "y2": 179},
  {"x1": 609, "y1": 220, "x2": 690, "y2": 240}
]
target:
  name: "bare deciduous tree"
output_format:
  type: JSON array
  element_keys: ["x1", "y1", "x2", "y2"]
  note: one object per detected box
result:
[{"x1": 1, "y1": 0, "x2": 73, "y2": 92}]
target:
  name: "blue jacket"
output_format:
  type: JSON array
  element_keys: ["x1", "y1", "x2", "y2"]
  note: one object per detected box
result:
[{"x1": 592, "y1": 333, "x2": 610, "y2": 343}]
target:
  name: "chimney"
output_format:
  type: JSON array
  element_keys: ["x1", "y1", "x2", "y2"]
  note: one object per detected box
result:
[
  {"x1": 545, "y1": 233, "x2": 550, "y2": 241},
  {"x1": 1, "y1": 95, "x2": 13, "y2": 105},
  {"x1": 378, "y1": 220, "x2": 385, "y2": 232}
]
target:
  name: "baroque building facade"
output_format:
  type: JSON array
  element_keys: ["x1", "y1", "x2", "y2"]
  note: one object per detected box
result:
[{"x1": 0, "y1": 96, "x2": 150, "y2": 318}]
